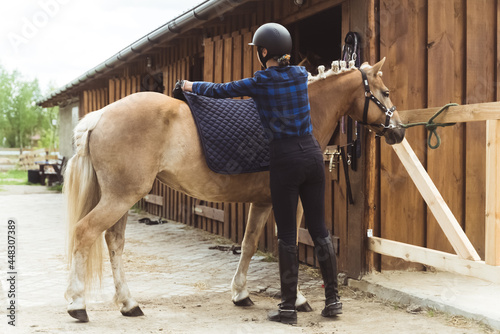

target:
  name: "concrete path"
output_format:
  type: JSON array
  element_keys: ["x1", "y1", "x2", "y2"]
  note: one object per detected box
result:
[
  {"x1": 350, "y1": 270, "x2": 500, "y2": 331},
  {"x1": 0, "y1": 185, "x2": 496, "y2": 333}
]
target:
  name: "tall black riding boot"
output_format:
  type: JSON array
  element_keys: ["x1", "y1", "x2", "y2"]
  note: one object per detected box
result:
[
  {"x1": 267, "y1": 240, "x2": 298, "y2": 325},
  {"x1": 314, "y1": 235, "x2": 343, "y2": 317}
]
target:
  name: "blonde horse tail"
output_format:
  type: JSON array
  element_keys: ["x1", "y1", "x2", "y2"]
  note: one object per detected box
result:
[{"x1": 64, "y1": 108, "x2": 106, "y2": 292}]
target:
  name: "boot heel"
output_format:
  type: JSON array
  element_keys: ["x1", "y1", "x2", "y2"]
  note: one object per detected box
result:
[
  {"x1": 268, "y1": 309, "x2": 297, "y2": 324},
  {"x1": 321, "y1": 301, "x2": 343, "y2": 317}
]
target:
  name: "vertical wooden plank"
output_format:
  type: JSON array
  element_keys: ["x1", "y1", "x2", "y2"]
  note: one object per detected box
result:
[
  {"x1": 237, "y1": 203, "x2": 245, "y2": 243},
  {"x1": 204, "y1": 38, "x2": 215, "y2": 82},
  {"x1": 251, "y1": 29, "x2": 261, "y2": 72},
  {"x1": 231, "y1": 203, "x2": 238, "y2": 243},
  {"x1": 120, "y1": 78, "x2": 126, "y2": 99},
  {"x1": 465, "y1": 0, "x2": 495, "y2": 259},
  {"x1": 379, "y1": 0, "x2": 427, "y2": 270},
  {"x1": 324, "y1": 165, "x2": 333, "y2": 233},
  {"x1": 426, "y1": 0, "x2": 465, "y2": 255},
  {"x1": 109, "y1": 80, "x2": 115, "y2": 103},
  {"x1": 168, "y1": 63, "x2": 174, "y2": 96},
  {"x1": 484, "y1": 0, "x2": 500, "y2": 266},
  {"x1": 114, "y1": 79, "x2": 120, "y2": 100},
  {"x1": 242, "y1": 31, "x2": 254, "y2": 79},
  {"x1": 92, "y1": 90, "x2": 98, "y2": 112},
  {"x1": 125, "y1": 77, "x2": 130, "y2": 96},
  {"x1": 224, "y1": 202, "x2": 231, "y2": 238},
  {"x1": 485, "y1": 120, "x2": 500, "y2": 265},
  {"x1": 214, "y1": 37, "x2": 224, "y2": 83},
  {"x1": 224, "y1": 35, "x2": 233, "y2": 82},
  {"x1": 333, "y1": 130, "x2": 348, "y2": 272},
  {"x1": 169, "y1": 187, "x2": 173, "y2": 221},
  {"x1": 80, "y1": 91, "x2": 88, "y2": 118}
]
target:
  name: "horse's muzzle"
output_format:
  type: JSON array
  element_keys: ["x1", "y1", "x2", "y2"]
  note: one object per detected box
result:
[{"x1": 384, "y1": 127, "x2": 405, "y2": 145}]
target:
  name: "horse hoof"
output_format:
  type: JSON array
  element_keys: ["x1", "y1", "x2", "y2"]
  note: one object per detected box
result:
[
  {"x1": 233, "y1": 297, "x2": 254, "y2": 307},
  {"x1": 121, "y1": 306, "x2": 144, "y2": 317},
  {"x1": 68, "y1": 309, "x2": 89, "y2": 322},
  {"x1": 297, "y1": 302, "x2": 313, "y2": 312}
]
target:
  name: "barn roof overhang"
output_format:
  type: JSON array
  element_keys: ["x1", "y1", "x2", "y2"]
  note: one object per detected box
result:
[{"x1": 38, "y1": 0, "x2": 254, "y2": 107}]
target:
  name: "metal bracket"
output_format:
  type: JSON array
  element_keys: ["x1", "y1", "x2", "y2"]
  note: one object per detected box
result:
[{"x1": 324, "y1": 147, "x2": 341, "y2": 173}]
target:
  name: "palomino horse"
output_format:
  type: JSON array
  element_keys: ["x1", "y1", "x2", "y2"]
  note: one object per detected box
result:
[{"x1": 64, "y1": 58, "x2": 404, "y2": 322}]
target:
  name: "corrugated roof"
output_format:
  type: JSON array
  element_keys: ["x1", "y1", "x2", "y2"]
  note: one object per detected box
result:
[{"x1": 38, "y1": 0, "x2": 251, "y2": 106}]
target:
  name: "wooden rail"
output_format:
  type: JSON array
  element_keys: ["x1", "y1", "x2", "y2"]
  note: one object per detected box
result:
[{"x1": 398, "y1": 101, "x2": 500, "y2": 124}]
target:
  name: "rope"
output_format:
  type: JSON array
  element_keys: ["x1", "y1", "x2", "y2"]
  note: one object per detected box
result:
[{"x1": 400, "y1": 103, "x2": 458, "y2": 149}]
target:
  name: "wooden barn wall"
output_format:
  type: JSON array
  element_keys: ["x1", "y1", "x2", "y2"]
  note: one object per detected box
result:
[
  {"x1": 378, "y1": 0, "x2": 498, "y2": 269},
  {"x1": 73, "y1": 0, "x2": 400, "y2": 274},
  {"x1": 139, "y1": 0, "x2": 350, "y2": 265}
]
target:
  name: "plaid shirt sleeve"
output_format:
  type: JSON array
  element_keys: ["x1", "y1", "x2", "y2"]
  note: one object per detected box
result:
[{"x1": 192, "y1": 78, "x2": 259, "y2": 98}]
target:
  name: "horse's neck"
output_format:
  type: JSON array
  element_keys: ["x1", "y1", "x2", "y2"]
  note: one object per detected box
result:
[{"x1": 309, "y1": 70, "x2": 362, "y2": 149}]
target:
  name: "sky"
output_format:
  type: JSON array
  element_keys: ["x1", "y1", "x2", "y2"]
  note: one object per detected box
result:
[{"x1": 0, "y1": 0, "x2": 204, "y2": 93}]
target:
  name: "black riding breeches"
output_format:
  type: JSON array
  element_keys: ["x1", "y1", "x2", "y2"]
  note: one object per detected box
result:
[{"x1": 269, "y1": 135, "x2": 329, "y2": 246}]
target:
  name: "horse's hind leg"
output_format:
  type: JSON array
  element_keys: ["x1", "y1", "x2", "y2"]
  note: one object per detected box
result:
[
  {"x1": 105, "y1": 214, "x2": 144, "y2": 317},
  {"x1": 66, "y1": 196, "x2": 140, "y2": 322}
]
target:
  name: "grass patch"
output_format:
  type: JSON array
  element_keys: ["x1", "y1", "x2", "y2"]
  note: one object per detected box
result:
[
  {"x1": 0, "y1": 170, "x2": 28, "y2": 185},
  {"x1": 48, "y1": 184, "x2": 63, "y2": 193}
]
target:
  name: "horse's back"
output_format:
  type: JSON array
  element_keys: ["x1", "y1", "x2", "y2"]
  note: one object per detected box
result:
[{"x1": 87, "y1": 92, "x2": 192, "y2": 186}]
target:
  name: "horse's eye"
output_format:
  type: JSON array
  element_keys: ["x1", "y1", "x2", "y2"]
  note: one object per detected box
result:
[{"x1": 383, "y1": 91, "x2": 390, "y2": 97}]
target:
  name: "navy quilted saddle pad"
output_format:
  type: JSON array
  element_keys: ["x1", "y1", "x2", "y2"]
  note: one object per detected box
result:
[{"x1": 183, "y1": 92, "x2": 270, "y2": 175}]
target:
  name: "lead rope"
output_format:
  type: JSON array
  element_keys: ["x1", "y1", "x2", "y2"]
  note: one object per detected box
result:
[{"x1": 400, "y1": 103, "x2": 458, "y2": 149}]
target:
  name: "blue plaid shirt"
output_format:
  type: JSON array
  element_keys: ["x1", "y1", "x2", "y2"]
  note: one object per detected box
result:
[{"x1": 192, "y1": 66, "x2": 312, "y2": 141}]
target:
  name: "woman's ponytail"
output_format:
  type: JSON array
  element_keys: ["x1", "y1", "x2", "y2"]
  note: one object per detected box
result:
[{"x1": 277, "y1": 54, "x2": 291, "y2": 67}]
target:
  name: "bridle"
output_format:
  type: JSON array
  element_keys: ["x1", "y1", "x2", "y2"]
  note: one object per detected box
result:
[{"x1": 358, "y1": 68, "x2": 397, "y2": 136}]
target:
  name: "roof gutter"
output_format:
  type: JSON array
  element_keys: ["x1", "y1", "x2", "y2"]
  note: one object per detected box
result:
[{"x1": 39, "y1": 0, "x2": 252, "y2": 106}]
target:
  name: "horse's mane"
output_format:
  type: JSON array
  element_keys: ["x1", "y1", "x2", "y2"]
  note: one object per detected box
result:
[{"x1": 307, "y1": 60, "x2": 377, "y2": 84}]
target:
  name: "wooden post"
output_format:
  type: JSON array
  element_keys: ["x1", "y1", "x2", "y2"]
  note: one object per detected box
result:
[
  {"x1": 392, "y1": 138, "x2": 481, "y2": 261},
  {"x1": 485, "y1": 120, "x2": 500, "y2": 265}
]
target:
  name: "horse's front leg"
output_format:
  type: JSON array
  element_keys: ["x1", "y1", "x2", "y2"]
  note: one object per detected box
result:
[
  {"x1": 231, "y1": 202, "x2": 272, "y2": 306},
  {"x1": 105, "y1": 214, "x2": 144, "y2": 317}
]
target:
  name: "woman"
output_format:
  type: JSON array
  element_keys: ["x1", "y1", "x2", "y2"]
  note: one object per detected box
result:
[{"x1": 179, "y1": 22, "x2": 342, "y2": 324}]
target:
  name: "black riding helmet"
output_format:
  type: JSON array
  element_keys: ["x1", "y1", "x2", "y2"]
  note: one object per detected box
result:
[{"x1": 249, "y1": 23, "x2": 292, "y2": 68}]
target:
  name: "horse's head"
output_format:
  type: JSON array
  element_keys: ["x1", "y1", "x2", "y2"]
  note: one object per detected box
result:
[{"x1": 351, "y1": 58, "x2": 405, "y2": 145}]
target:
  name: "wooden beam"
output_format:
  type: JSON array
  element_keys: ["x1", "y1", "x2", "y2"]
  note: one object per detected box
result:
[
  {"x1": 368, "y1": 236, "x2": 500, "y2": 284},
  {"x1": 193, "y1": 205, "x2": 225, "y2": 223},
  {"x1": 144, "y1": 194, "x2": 163, "y2": 206},
  {"x1": 398, "y1": 101, "x2": 500, "y2": 124},
  {"x1": 485, "y1": 120, "x2": 500, "y2": 265},
  {"x1": 392, "y1": 138, "x2": 481, "y2": 261},
  {"x1": 298, "y1": 228, "x2": 339, "y2": 255}
]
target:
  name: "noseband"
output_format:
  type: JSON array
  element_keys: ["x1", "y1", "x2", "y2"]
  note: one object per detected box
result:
[{"x1": 358, "y1": 68, "x2": 397, "y2": 136}]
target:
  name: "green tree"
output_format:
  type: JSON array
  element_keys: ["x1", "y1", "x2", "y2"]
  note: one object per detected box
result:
[
  {"x1": 0, "y1": 64, "x2": 58, "y2": 151},
  {"x1": 39, "y1": 104, "x2": 59, "y2": 151}
]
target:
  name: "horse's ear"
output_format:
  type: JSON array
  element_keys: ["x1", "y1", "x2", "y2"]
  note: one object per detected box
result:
[{"x1": 369, "y1": 57, "x2": 386, "y2": 76}]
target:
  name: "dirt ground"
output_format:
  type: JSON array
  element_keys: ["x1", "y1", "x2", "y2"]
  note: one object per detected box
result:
[{"x1": 0, "y1": 185, "x2": 497, "y2": 334}]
